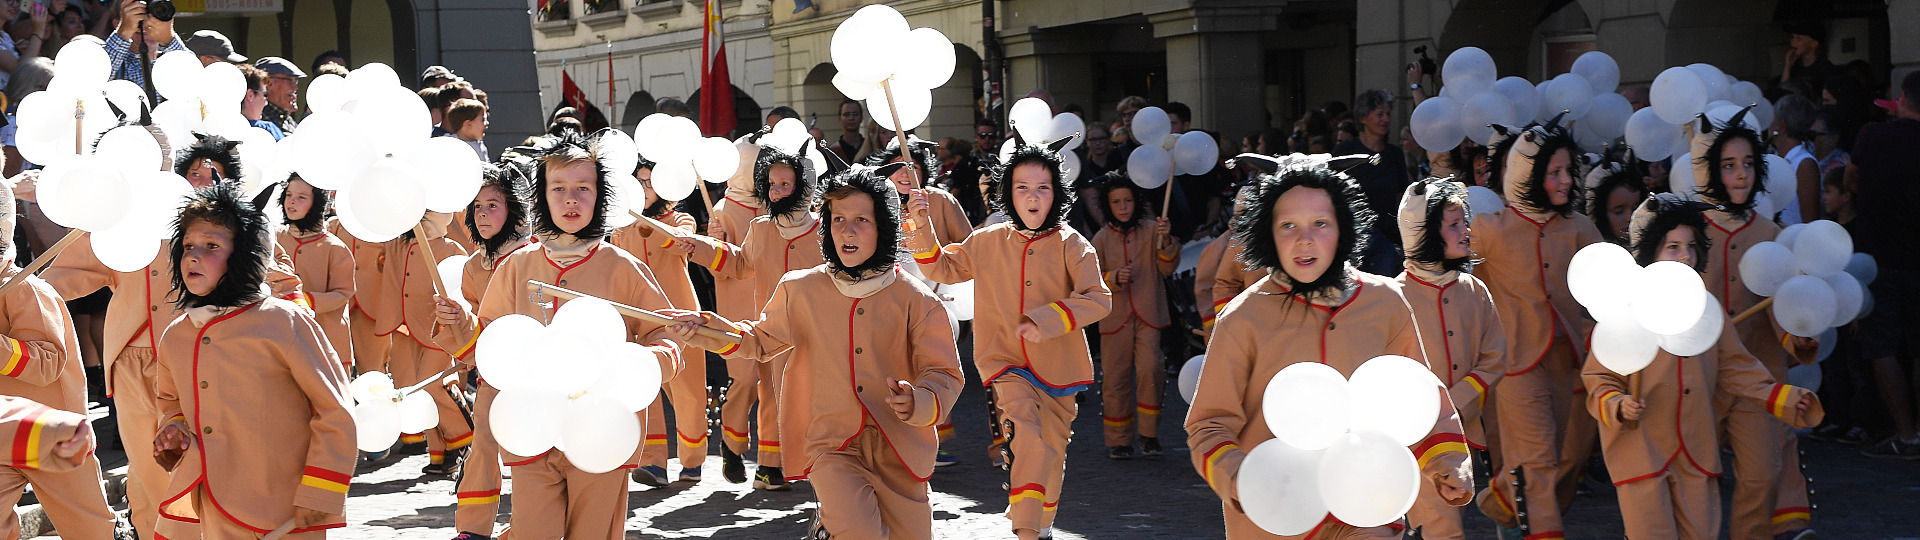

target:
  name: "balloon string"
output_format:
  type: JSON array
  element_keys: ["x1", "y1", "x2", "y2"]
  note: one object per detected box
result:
[
  {"x1": 692, "y1": 171, "x2": 713, "y2": 223},
  {"x1": 0, "y1": 229, "x2": 83, "y2": 299},
  {"x1": 399, "y1": 363, "x2": 467, "y2": 397},
  {"x1": 525, "y1": 280, "x2": 742, "y2": 344},
  {"x1": 413, "y1": 222, "x2": 451, "y2": 303},
  {"x1": 1729, "y1": 297, "x2": 1772, "y2": 325}
]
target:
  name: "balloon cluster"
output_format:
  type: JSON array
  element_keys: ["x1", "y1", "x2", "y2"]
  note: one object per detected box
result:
[
  {"x1": 1001, "y1": 97, "x2": 1089, "y2": 182},
  {"x1": 628, "y1": 114, "x2": 742, "y2": 206},
  {"x1": 348, "y1": 371, "x2": 443, "y2": 453},
  {"x1": 1239, "y1": 356, "x2": 1444, "y2": 534},
  {"x1": 1567, "y1": 242, "x2": 1720, "y2": 374},
  {"x1": 287, "y1": 64, "x2": 483, "y2": 243},
  {"x1": 13, "y1": 47, "x2": 195, "y2": 272},
  {"x1": 1411, "y1": 49, "x2": 1655, "y2": 156},
  {"x1": 1737, "y1": 220, "x2": 1874, "y2": 339},
  {"x1": 829, "y1": 4, "x2": 955, "y2": 132},
  {"x1": 477, "y1": 298, "x2": 663, "y2": 473},
  {"x1": 1124, "y1": 106, "x2": 1217, "y2": 189}
]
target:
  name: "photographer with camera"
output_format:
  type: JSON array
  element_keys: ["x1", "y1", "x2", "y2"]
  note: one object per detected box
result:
[
  {"x1": 1406, "y1": 45, "x2": 1437, "y2": 106},
  {"x1": 105, "y1": 0, "x2": 185, "y2": 96}
]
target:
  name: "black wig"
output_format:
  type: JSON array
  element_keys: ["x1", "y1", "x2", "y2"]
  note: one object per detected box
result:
[
  {"x1": 1404, "y1": 178, "x2": 1475, "y2": 273},
  {"x1": 754, "y1": 143, "x2": 818, "y2": 218},
  {"x1": 1693, "y1": 107, "x2": 1770, "y2": 213},
  {"x1": 634, "y1": 157, "x2": 675, "y2": 218},
  {"x1": 861, "y1": 136, "x2": 942, "y2": 193},
  {"x1": 528, "y1": 130, "x2": 617, "y2": 240},
  {"x1": 1232, "y1": 165, "x2": 1376, "y2": 301},
  {"x1": 817, "y1": 162, "x2": 909, "y2": 281},
  {"x1": 1585, "y1": 147, "x2": 1650, "y2": 245},
  {"x1": 989, "y1": 134, "x2": 1077, "y2": 234},
  {"x1": 170, "y1": 182, "x2": 271, "y2": 309},
  {"x1": 278, "y1": 174, "x2": 331, "y2": 235},
  {"x1": 1629, "y1": 193, "x2": 1716, "y2": 270},
  {"x1": 466, "y1": 163, "x2": 533, "y2": 260},
  {"x1": 1508, "y1": 115, "x2": 1581, "y2": 217},
  {"x1": 1095, "y1": 173, "x2": 1147, "y2": 231},
  {"x1": 173, "y1": 133, "x2": 244, "y2": 182}
]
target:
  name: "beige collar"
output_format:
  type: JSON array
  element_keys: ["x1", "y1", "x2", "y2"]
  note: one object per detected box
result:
[
  {"x1": 540, "y1": 234, "x2": 599, "y2": 266},
  {"x1": 831, "y1": 266, "x2": 900, "y2": 299},
  {"x1": 1404, "y1": 262, "x2": 1457, "y2": 285},
  {"x1": 775, "y1": 212, "x2": 818, "y2": 240}
]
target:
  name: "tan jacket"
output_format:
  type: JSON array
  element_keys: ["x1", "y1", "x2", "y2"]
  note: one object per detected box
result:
[
  {"x1": 1090, "y1": 224, "x2": 1177, "y2": 331},
  {"x1": 0, "y1": 265, "x2": 86, "y2": 414},
  {"x1": 908, "y1": 222, "x2": 1111, "y2": 390},
  {"x1": 373, "y1": 236, "x2": 468, "y2": 352},
  {"x1": 1583, "y1": 321, "x2": 1823, "y2": 485},
  {"x1": 609, "y1": 211, "x2": 700, "y2": 311},
  {"x1": 690, "y1": 215, "x2": 825, "y2": 313},
  {"x1": 1395, "y1": 270, "x2": 1507, "y2": 447},
  {"x1": 1468, "y1": 207, "x2": 1603, "y2": 375},
  {"x1": 474, "y1": 242, "x2": 686, "y2": 466},
  {"x1": 692, "y1": 267, "x2": 963, "y2": 481},
  {"x1": 1194, "y1": 234, "x2": 1231, "y2": 332},
  {"x1": 433, "y1": 240, "x2": 533, "y2": 363},
  {"x1": 0, "y1": 395, "x2": 92, "y2": 473},
  {"x1": 44, "y1": 235, "x2": 304, "y2": 394},
  {"x1": 1186, "y1": 272, "x2": 1472, "y2": 518},
  {"x1": 153, "y1": 298, "x2": 355, "y2": 532},
  {"x1": 1209, "y1": 240, "x2": 1268, "y2": 319},
  {"x1": 709, "y1": 196, "x2": 766, "y2": 320},
  {"x1": 1702, "y1": 214, "x2": 1796, "y2": 373},
  {"x1": 327, "y1": 218, "x2": 387, "y2": 326},
  {"x1": 276, "y1": 230, "x2": 357, "y2": 365}
]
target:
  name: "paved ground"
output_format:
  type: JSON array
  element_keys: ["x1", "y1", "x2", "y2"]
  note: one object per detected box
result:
[{"x1": 51, "y1": 357, "x2": 1920, "y2": 539}]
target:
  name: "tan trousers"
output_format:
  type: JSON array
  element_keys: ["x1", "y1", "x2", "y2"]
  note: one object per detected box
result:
[
  {"x1": 0, "y1": 455, "x2": 115, "y2": 539},
  {"x1": 506, "y1": 453, "x2": 631, "y2": 540},
  {"x1": 115, "y1": 346, "x2": 192, "y2": 540},
  {"x1": 991, "y1": 376, "x2": 1075, "y2": 535},
  {"x1": 1219, "y1": 511, "x2": 1400, "y2": 539},
  {"x1": 808, "y1": 426, "x2": 932, "y2": 540},
  {"x1": 389, "y1": 336, "x2": 472, "y2": 462},
  {"x1": 348, "y1": 307, "x2": 388, "y2": 376},
  {"x1": 1406, "y1": 479, "x2": 1465, "y2": 540},
  {"x1": 189, "y1": 487, "x2": 326, "y2": 540},
  {"x1": 1481, "y1": 340, "x2": 1579, "y2": 539},
  {"x1": 1615, "y1": 465, "x2": 1722, "y2": 540},
  {"x1": 1721, "y1": 392, "x2": 1812, "y2": 539},
  {"x1": 1545, "y1": 343, "x2": 1597, "y2": 513},
  {"x1": 1099, "y1": 319, "x2": 1164, "y2": 447},
  {"x1": 642, "y1": 348, "x2": 709, "y2": 473},
  {"x1": 719, "y1": 355, "x2": 782, "y2": 468},
  {"x1": 453, "y1": 383, "x2": 502, "y2": 535}
]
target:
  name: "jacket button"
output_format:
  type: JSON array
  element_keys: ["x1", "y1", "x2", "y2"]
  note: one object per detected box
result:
[
  {"x1": 559, "y1": 280, "x2": 567, "y2": 286},
  {"x1": 151, "y1": 306, "x2": 159, "y2": 312},
  {"x1": 199, "y1": 381, "x2": 208, "y2": 389},
  {"x1": 1327, "y1": 322, "x2": 1337, "y2": 330},
  {"x1": 1452, "y1": 364, "x2": 1459, "y2": 370},
  {"x1": 1447, "y1": 330, "x2": 1454, "y2": 336},
  {"x1": 1542, "y1": 262, "x2": 1550, "y2": 269},
  {"x1": 1028, "y1": 249, "x2": 1035, "y2": 255},
  {"x1": 1025, "y1": 281, "x2": 1032, "y2": 286},
  {"x1": 1683, "y1": 388, "x2": 1691, "y2": 395},
  {"x1": 203, "y1": 426, "x2": 213, "y2": 435},
  {"x1": 151, "y1": 270, "x2": 159, "y2": 276},
  {"x1": 856, "y1": 385, "x2": 864, "y2": 392},
  {"x1": 1442, "y1": 297, "x2": 1450, "y2": 304},
  {"x1": 200, "y1": 337, "x2": 210, "y2": 344},
  {"x1": 854, "y1": 347, "x2": 863, "y2": 354},
  {"x1": 1730, "y1": 276, "x2": 1738, "y2": 282},
  {"x1": 1730, "y1": 244, "x2": 1738, "y2": 250},
  {"x1": 856, "y1": 308, "x2": 865, "y2": 315}
]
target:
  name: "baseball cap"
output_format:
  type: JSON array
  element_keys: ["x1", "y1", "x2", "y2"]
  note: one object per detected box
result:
[
  {"x1": 421, "y1": 65, "x2": 462, "y2": 86},
  {"x1": 186, "y1": 30, "x2": 246, "y2": 63},
  {"x1": 253, "y1": 57, "x2": 308, "y2": 78}
]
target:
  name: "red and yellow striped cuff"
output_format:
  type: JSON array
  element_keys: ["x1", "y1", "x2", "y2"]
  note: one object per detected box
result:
[
  {"x1": 913, "y1": 246, "x2": 942, "y2": 264},
  {"x1": 1200, "y1": 441, "x2": 1238, "y2": 491},
  {"x1": 1047, "y1": 302, "x2": 1076, "y2": 331},
  {"x1": 457, "y1": 489, "x2": 501, "y2": 506},
  {"x1": 450, "y1": 331, "x2": 478, "y2": 359},
  {"x1": 1596, "y1": 389, "x2": 1626, "y2": 427},
  {"x1": 1102, "y1": 415, "x2": 1132, "y2": 428},
  {"x1": 1201, "y1": 314, "x2": 1215, "y2": 329},
  {"x1": 1157, "y1": 251, "x2": 1176, "y2": 263},
  {"x1": 1412, "y1": 432, "x2": 1469, "y2": 470},
  {"x1": 1464, "y1": 373, "x2": 1489, "y2": 407},
  {"x1": 1767, "y1": 385, "x2": 1794, "y2": 419},
  {"x1": 658, "y1": 238, "x2": 676, "y2": 250},
  {"x1": 757, "y1": 440, "x2": 780, "y2": 454},
  {"x1": 1212, "y1": 297, "x2": 1232, "y2": 315},
  {"x1": 645, "y1": 434, "x2": 669, "y2": 447},
  {"x1": 1008, "y1": 483, "x2": 1047, "y2": 505},
  {"x1": 8, "y1": 405, "x2": 49, "y2": 470},
  {"x1": 1772, "y1": 506, "x2": 1811, "y2": 525},
  {"x1": 708, "y1": 248, "x2": 730, "y2": 271},
  {"x1": 1136, "y1": 403, "x2": 1161, "y2": 417},
  {"x1": 677, "y1": 430, "x2": 708, "y2": 446},
  {"x1": 714, "y1": 339, "x2": 740, "y2": 355},
  {"x1": 400, "y1": 434, "x2": 426, "y2": 444},
  {"x1": 0, "y1": 338, "x2": 27, "y2": 378},
  {"x1": 299, "y1": 466, "x2": 351, "y2": 494},
  {"x1": 445, "y1": 431, "x2": 474, "y2": 449},
  {"x1": 723, "y1": 427, "x2": 750, "y2": 443},
  {"x1": 282, "y1": 292, "x2": 314, "y2": 311}
]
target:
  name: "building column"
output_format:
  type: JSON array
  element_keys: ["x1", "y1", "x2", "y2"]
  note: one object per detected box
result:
[
  {"x1": 1891, "y1": 0, "x2": 1920, "y2": 84},
  {"x1": 1155, "y1": 10, "x2": 1271, "y2": 140}
]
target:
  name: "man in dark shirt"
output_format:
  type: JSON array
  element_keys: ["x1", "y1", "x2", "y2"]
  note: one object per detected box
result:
[
  {"x1": 1332, "y1": 89, "x2": 1409, "y2": 275},
  {"x1": 1854, "y1": 71, "x2": 1920, "y2": 460},
  {"x1": 254, "y1": 57, "x2": 307, "y2": 135}
]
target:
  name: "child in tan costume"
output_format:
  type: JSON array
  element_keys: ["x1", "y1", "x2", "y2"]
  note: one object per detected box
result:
[
  {"x1": 376, "y1": 211, "x2": 474, "y2": 474},
  {"x1": 1391, "y1": 178, "x2": 1508, "y2": 540},
  {"x1": 0, "y1": 182, "x2": 115, "y2": 539},
  {"x1": 907, "y1": 135, "x2": 1111, "y2": 540},
  {"x1": 672, "y1": 164, "x2": 963, "y2": 539},
  {"x1": 1088, "y1": 177, "x2": 1177, "y2": 459},
  {"x1": 152, "y1": 183, "x2": 357, "y2": 539},
  {"x1": 1185, "y1": 154, "x2": 1473, "y2": 539},
  {"x1": 705, "y1": 138, "x2": 768, "y2": 484},
  {"x1": 1469, "y1": 117, "x2": 1603, "y2": 540},
  {"x1": 1584, "y1": 193, "x2": 1822, "y2": 539},
  {"x1": 276, "y1": 176, "x2": 357, "y2": 369},
  {"x1": 607, "y1": 158, "x2": 710, "y2": 486},
  {"x1": 330, "y1": 215, "x2": 390, "y2": 376}
]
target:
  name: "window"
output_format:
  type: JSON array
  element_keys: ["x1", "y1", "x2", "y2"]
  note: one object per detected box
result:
[
  {"x1": 539, "y1": 0, "x2": 572, "y2": 22},
  {"x1": 584, "y1": 0, "x2": 620, "y2": 15}
]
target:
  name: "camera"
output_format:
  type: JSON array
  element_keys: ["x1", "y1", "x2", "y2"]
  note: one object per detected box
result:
[
  {"x1": 145, "y1": 0, "x2": 176, "y2": 22},
  {"x1": 1413, "y1": 45, "x2": 1437, "y2": 76}
]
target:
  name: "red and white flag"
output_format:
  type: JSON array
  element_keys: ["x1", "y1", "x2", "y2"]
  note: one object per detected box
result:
[
  {"x1": 700, "y1": 0, "x2": 736, "y2": 137},
  {"x1": 560, "y1": 69, "x2": 589, "y2": 112}
]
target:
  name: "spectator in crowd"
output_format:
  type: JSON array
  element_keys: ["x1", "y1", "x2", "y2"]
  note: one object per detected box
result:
[
  {"x1": 44, "y1": 3, "x2": 86, "y2": 58},
  {"x1": 1770, "y1": 94, "x2": 1820, "y2": 224},
  {"x1": 1079, "y1": 123, "x2": 1119, "y2": 177},
  {"x1": 432, "y1": 80, "x2": 476, "y2": 136},
  {"x1": 935, "y1": 137, "x2": 962, "y2": 175},
  {"x1": 0, "y1": 0, "x2": 53, "y2": 89},
  {"x1": 1779, "y1": 22, "x2": 1833, "y2": 98},
  {"x1": 446, "y1": 98, "x2": 489, "y2": 160},
  {"x1": 254, "y1": 56, "x2": 306, "y2": 134},
  {"x1": 1621, "y1": 84, "x2": 1650, "y2": 110},
  {"x1": 312, "y1": 49, "x2": 346, "y2": 74},
  {"x1": 238, "y1": 64, "x2": 285, "y2": 140},
  {"x1": 314, "y1": 61, "x2": 348, "y2": 79},
  {"x1": 421, "y1": 65, "x2": 461, "y2": 90},
  {"x1": 105, "y1": 0, "x2": 185, "y2": 92},
  {"x1": 420, "y1": 86, "x2": 443, "y2": 127},
  {"x1": 1, "y1": 55, "x2": 49, "y2": 177},
  {"x1": 185, "y1": 29, "x2": 244, "y2": 66},
  {"x1": 1855, "y1": 71, "x2": 1920, "y2": 460},
  {"x1": 1812, "y1": 106, "x2": 1849, "y2": 178},
  {"x1": 1114, "y1": 95, "x2": 1147, "y2": 150},
  {"x1": 829, "y1": 99, "x2": 863, "y2": 163},
  {"x1": 548, "y1": 115, "x2": 583, "y2": 136},
  {"x1": 1823, "y1": 74, "x2": 1871, "y2": 151},
  {"x1": 973, "y1": 120, "x2": 998, "y2": 156},
  {"x1": 941, "y1": 136, "x2": 990, "y2": 226},
  {"x1": 765, "y1": 105, "x2": 799, "y2": 127},
  {"x1": 656, "y1": 97, "x2": 692, "y2": 118},
  {"x1": 1165, "y1": 101, "x2": 1191, "y2": 135},
  {"x1": 1333, "y1": 88, "x2": 1410, "y2": 275}
]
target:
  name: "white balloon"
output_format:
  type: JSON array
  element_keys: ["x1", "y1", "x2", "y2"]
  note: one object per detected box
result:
[
  {"x1": 1545, "y1": 73, "x2": 1594, "y2": 120},
  {"x1": 15, "y1": 91, "x2": 111, "y2": 167},
  {"x1": 350, "y1": 372, "x2": 396, "y2": 405},
  {"x1": 1773, "y1": 275, "x2": 1838, "y2": 337},
  {"x1": 1822, "y1": 272, "x2": 1863, "y2": 330},
  {"x1": 90, "y1": 222, "x2": 162, "y2": 273},
  {"x1": 345, "y1": 63, "x2": 403, "y2": 100},
  {"x1": 406, "y1": 137, "x2": 487, "y2": 213},
  {"x1": 93, "y1": 125, "x2": 164, "y2": 175},
  {"x1": 828, "y1": 5, "x2": 910, "y2": 86},
  {"x1": 1845, "y1": 253, "x2": 1878, "y2": 285},
  {"x1": 49, "y1": 41, "x2": 112, "y2": 95},
  {"x1": 1261, "y1": 362, "x2": 1351, "y2": 451},
  {"x1": 1737, "y1": 241, "x2": 1796, "y2": 297},
  {"x1": 894, "y1": 27, "x2": 956, "y2": 90},
  {"x1": 1584, "y1": 93, "x2": 1633, "y2": 141},
  {"x1": 477, "y1": 314, "x2": 546, "y2": 391},
  {"x1": 150, "y1": 50, "x2": 205, "y2": 104},
  {"x1": 552, "y1": 297, "x2": 629, "y2": 346},
  {"x1": 1441, "y1": 47, "x2": 1497, "y2": 88},
  {"x1": 1238, "y1": 439, "x2": 1330, "y2": 536},
  {"x1": 1131, "y1": 107, "x2": 1172, "y2": 145},
  {"x1": 1127, "y1": 145, "x2": 1173, "y2": 189},
  {"x1": 1346, "y1": 355, "x2": 1443, "y2": 447},
  {"x1": 1051, "y1": 113, "x2": 1086, "y2": 152},
  {"x1": 540, "y1": 331, "x2": 606, "y2": 396},
  {"x1": 1592, "y1": 316, "x2": 1661, "y2": 375},
  {"x1": 558, "y1": 395, "x2": 642, "y2": 474},
  {"x1": 633, "y1": 114, "x2": 676, "y2": 159},
  {"x1": 40, "y1": 156, "x2": 130, "y2": 231},
  {"x1": 1792, "y1": 220, "x2": 1853, "y2": 277},
  {"x1": 1776, "y1": 223, "x2": 1806, "y2": 251},
  {"x1": 1625, "y1": 107, "x2": 1682, "y2": 161},
  {"x1": 944, "y1": 280, "x2": 975, "y2": 321},
  {"x1": 354, "y1": 401, "x2": 402, "y2": 453},
  {"x1": 290, "y1": 111, "x2": 373, "y2": 190},
  {"x1": 1177, "y1": 355, "x2": 1205, "y2": 405},
  {"x1": 1009, "y1": 98, "x2": 1055, "y2": 143},
  {"x1": 1409, "y1": 96, "x2": 1465, "y2": 153},
  {"x1": 1632, "y1": 261, "x2": 1709, "y2": 335},
  {"x1": 101, "y1": 80, "x2": 150, "y2": 121},
  {"x1": 1659, "y1": 290, "x2": 1725, "y2": 357},
  {"x1": 1173, "y1": 131, "x2": 1219, "y2": 176},
  {"x1": 1688, "y1": 64, "x2": 1731, "y2": 103},
  {"x1": 123, "y1": 170, "x2": 195, "y2": 241},
  {"x1": 1465, "y1": 186, "x2": 1503, "y2": 217},
  {"x1": 1668, "y1": 152, "x2": 1698, "y2": 201},
  {"x1": 1568, "y1": 242, "x2": 1638, "y2": 319},
  {"x1": 350, "y1": 86, "x2": 434, "y2": 145},
  {"x1": 1494, "y1": 77, "x2": 1542, "y2": 126},
  {"x1": 1060, "y1": 152, "x2": 1082, "y2": 184},
  {"x1": 399, "y1": 390, "x2": 441, "y2": 433},
  {"x1": 592, "y1": 342, "x2": 663, "y2": 413},
  {"x1": 1317, "y1": 430, "x2": 1420, "y2": 528},
  {"x1": 695, "y1": 137, "x2": 742, "y2": 182},
  {"x1": 595, "y1": 128, "x2": 640, "y2": 180},
  {"x1": 831, "y1": 71, "x2": 879, "y2": 101},
  {"x1": 200, "y1": 62, "x2": 248, "y2": 114},
  {"x1": 343, "y1": 160, "x2": 428, "y2": 242},
  {"x1": 306, "y1": 73, "x2": 350, "y2": 113},
  {"x1": 650, "y1": 158, "x2": 698, "y2": 202},
  {"x1": 1652, "y1": 67, "x2": 1710, "y2": 125},
  {"x1": 1461, "y1": 92, "x2": 1516, "y2": 145},
  {"x1": 1571, "y1": 51, "x2": 1621, "y2": 94},
  {"x1": 997, "y1": 138, "x2": 1017, "y2": 165},
  {"x1": 1705, "y1": 102, "x2": 1761, "y2": 134},
  {"x1": 490, "y1": 388, "x2": 569, "y2": 457},
  {"x1": 1761, "y1": 153, "x2": 1794, "y2": 214}
]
